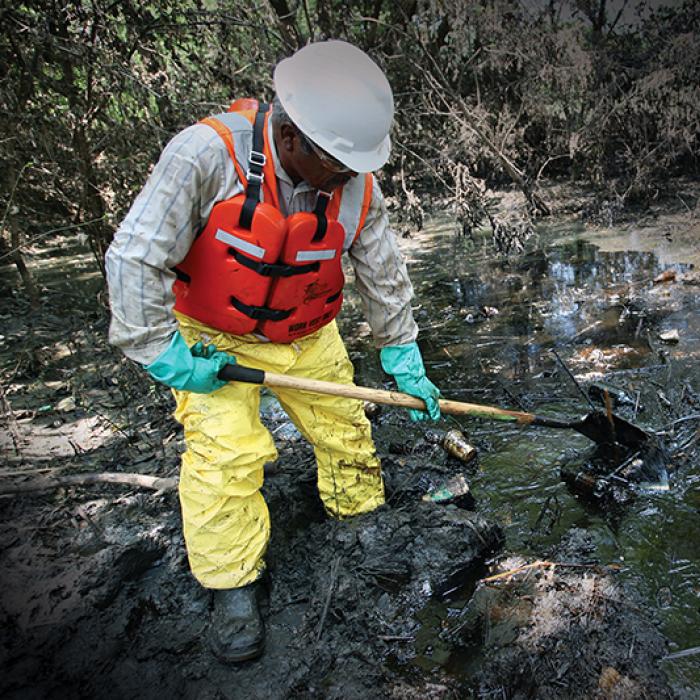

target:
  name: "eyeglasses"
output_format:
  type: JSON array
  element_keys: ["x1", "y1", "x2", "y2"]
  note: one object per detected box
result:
[{"x1": 305, "y1": 136, "x2": 353, "y2": 174}]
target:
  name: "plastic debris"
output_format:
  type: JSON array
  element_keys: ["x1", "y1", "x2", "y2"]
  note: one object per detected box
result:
[
  {"x1": 560, "y1": 465, "x2": 634, "y2": 505},
  {"x1": 56, "y1": 396, "x2": 77, "y2": 412},
  {"x1": 658, "y1": 329, "x2": 680, "y2": 343},
  {"x1": 653, "y1": 269, "x2": 677, "y2": 284},
  {"x1": 458, "y1": 306, "x2": 500, "y2": 324},
  {"x1": 422, "y1": 474, "x2": 475, "y2": 508}
]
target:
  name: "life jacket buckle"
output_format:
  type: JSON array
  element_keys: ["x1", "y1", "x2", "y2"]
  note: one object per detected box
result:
[
  {"x1": 249, "y1": 150, "x2": 266, "y2": 167},
  {"x1": 246, "y1": 169, "x2": 264, "y2": 184}
]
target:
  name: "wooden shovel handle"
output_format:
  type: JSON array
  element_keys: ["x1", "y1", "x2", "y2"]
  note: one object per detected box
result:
[{"x1": 218, "y1": 363, "x2": 535, "y2": 424}]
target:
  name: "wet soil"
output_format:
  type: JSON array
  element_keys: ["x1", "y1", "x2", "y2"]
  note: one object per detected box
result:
[
  {"x1": 1, "y1": 182, "x2": 699, "y2": 698},
  {"x1": 464, "y1": 529, "x2": 672, "y2": 699},
  {"x1": 0, "y1": 451, "x2": 503, "y2": 699}
]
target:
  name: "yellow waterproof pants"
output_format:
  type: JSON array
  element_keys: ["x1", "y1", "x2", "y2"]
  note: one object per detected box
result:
[{"x1": 173, "y1": 314, "x2": 385, "y2": 589}]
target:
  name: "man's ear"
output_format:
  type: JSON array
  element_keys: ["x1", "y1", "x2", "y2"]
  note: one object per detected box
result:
[{"x1": 279, "y1": 123, "x2": 297, "y2": 153}]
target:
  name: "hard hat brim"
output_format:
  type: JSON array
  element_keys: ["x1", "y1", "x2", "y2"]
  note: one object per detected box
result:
[{"x1": 336, "y1": 133, "x2": 392, "y2": 173}]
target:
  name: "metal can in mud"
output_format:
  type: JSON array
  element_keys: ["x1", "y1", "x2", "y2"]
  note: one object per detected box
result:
[
  {"x1": 441, "y1": 429, "x2": 477, "y2": 464},
  {"x1": 560, "y1": 467, "x2": 606, "y2": 497}
]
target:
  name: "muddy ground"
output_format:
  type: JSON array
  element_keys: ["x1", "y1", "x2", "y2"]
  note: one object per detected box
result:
[{"x1": 2, "y1": 185, "x2": 699, "y2": 698}]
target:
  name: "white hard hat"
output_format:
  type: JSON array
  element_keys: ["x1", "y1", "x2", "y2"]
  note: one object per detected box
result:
[{"x1": 273, "y1": 40, "x2": 394, "y2": 173}]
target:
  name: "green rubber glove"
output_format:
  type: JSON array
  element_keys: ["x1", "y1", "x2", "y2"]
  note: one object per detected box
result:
[
  {"x1": 380, "y1": 342, "x2": 441, "y2": 422},
  {"x1": 146, "y1": 331, "x2": 236, "y2": 394}
]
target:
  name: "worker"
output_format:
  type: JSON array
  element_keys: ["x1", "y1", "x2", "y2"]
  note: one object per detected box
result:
[{"x1": 105, "y1": 40, "x2": 440, "y2": 664}]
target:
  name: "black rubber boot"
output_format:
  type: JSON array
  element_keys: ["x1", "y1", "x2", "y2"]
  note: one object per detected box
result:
[{"x1": 208, "y1": 583, "x2": 265, "y2": 663}]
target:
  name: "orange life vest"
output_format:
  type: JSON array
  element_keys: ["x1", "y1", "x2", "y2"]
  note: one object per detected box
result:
[{"x1": 172, "y1": 101, "x2": 373, "y2": 342}]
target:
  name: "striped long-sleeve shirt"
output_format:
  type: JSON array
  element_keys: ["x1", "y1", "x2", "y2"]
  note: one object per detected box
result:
[{"x1": 105, "y1": 119, "x2": 418, "y2": 365}]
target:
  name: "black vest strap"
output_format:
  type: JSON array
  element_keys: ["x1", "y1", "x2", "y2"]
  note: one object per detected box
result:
[
  {"x1": 230, "y1": 295, "x2": 292, "y2": 322},
  {"x1": 228, "y1": 248, "x2": 319, "y2": 277},
  {"x1": 312, "y1": 191, "x2": 330, "y2": 242},
  {"x1": 172, "y1": 266, "x2": 191, "y2": 284},
  {"x1": 239, "y1": 103, "x2": 270, "y2": 231}
]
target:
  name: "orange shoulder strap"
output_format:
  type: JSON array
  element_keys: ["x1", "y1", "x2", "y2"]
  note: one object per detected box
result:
[
  {"x1": 199, "y1": 106, "x2": 279, "y2": 209},
  {"x1": 228, "y1": 98, "x2": 259, "y2": 113},
  {"x1": 259, "y1": 112, "x2": 280, "y2": 210},
  {"x1": 353, "y1": 173, "x2": 375, "y2": 244},
  {"x1": 326, "y1": 188, "x2": 342, "y2": 221},
  {"x1": 200, "y1": 116, "x2": 246, "y2": 185}
]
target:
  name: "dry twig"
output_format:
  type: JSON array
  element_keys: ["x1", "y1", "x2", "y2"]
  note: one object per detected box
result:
[
  {"x1": 481, "y1": 559, "x2": 556, "y2": 583},
  {"x1": 316, "y1": 554, "x2": 342, "y2": 642},
  {"x1": 481, "y1": 560, "x2": 621, "y2": 585}
]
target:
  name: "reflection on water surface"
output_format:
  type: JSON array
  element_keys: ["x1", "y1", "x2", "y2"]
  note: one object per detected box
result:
[{"x1": 342, "y1": 215, "x2": 700, "y2": 692}]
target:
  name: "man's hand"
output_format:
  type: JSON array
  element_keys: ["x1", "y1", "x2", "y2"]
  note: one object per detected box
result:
[
  {"x1": 380, "y1": 342, "x2": 441, "y2": 422},
  {"x1": 146, "y1": 331, "x2": 236, "y2": 394}
]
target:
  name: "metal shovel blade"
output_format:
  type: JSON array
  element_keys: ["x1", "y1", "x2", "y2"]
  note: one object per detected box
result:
[{"x1": 573, "y1": 411, "x2": 651, "y2": 449}]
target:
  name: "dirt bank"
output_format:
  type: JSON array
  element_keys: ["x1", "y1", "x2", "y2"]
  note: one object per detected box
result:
[{"x1": 465, "y1": 529, "x2": 672, "y2": 699}]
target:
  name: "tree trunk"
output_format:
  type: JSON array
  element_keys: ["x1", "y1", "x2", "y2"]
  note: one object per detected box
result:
[
  {"x1": 9, "y1": 227, "x2": 39, "y2": 308},
  {"x1": 2, "y1": 162, "x2": 39, "y2": 306},
  {"x1": 73, "y1": 123, "x2": 109, "y2": 275},
  {"x1": 452, "y1": 98, "x2": 551, "y2": 216},
  {"x1": 54, "y1": 17, "x2": 110, "y2": 277},
  {"x1": 267, "y1": 0, "x2": 303, "y2": 50}
]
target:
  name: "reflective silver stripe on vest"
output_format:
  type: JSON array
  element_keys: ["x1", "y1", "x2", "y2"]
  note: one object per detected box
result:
[
  {"x1": 215, "y1": 229, "x2": 266, "y2": 259},
  {"x1": 295, "y1": 249, "x2": 337, "y2": 262}
]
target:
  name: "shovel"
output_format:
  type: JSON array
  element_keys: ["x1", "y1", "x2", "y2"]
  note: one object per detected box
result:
[{"x1": 217, "y1": 363, "x2": 651, "y2": 449}]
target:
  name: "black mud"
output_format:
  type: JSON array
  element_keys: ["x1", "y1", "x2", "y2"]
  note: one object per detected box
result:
[{"x1": 0, "y1": 413, "x2": 505, "y2": 699}]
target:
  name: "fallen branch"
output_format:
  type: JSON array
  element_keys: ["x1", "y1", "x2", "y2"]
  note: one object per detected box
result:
[
  {"x1": 378, "y1": 635, "x2": 414, "y2": 642},
  {"x1": 667, "y1": 414, "x2": 700, "y2": 428},
  {"x1": 664, "y1": 646, "x2": 700, "y2": 661},
  {"x1": 0, "y1": 466, "x2": 70, "y2": 477},
  {"x1": 0, "y1": 472, "x2": 178, "y2": 495},
  {"x1": 481, "y1": 559, "x2": 556, "y2": 583},
  {"x1": 481, "y1": 560, "x2": 621, "y2": 585},
  {"x1": 316, "y1": 554, "x2": 342, "y2": 642}
]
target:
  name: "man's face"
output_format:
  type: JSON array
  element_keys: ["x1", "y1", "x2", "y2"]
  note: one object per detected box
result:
[{"x1": 279, "y1": 123, "x2": 358, "y2": 191}]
